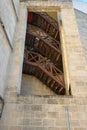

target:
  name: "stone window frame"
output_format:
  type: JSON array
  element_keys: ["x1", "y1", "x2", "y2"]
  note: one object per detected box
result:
[{"x1": 21, "y1": 4, "x2": 71, "y2": 96}]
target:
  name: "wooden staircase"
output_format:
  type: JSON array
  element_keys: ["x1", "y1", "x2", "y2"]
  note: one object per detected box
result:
[
  {"x1": 23, "y1": 50, "x2": 65, "y2": 95},
  {"x1": 27, "y1": 12, "x2": 60, "y2": 41},
  {"x1": 26, "y1": 25, "x2": 62, "y2": 71},
  {"x1": 23, "y1": 12, "x2": 66, "y2": 95}
]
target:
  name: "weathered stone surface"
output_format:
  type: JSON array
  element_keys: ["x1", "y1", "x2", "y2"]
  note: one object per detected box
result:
[
  {"x1": 43, "y1": 119, "x2": 55, "y2": 127},
  {"x1": 0, "y1": 1, "x2": 87, "y2": 130},
  {"x1": 31, "y1": 105, "x2": 42, "y2": 111},
  {"x1": 75, "y1": 9, "x2": 87, "y2": 63},
  {"x1": 0, "y1": 0, "x2": 19, "y2": 47},
  {"x1": 0, "y1": 0, "x2": 20, "y2": 98},
  {"x1": 22, "y1": 126, "x2": 48, "y2": 130},
  {"x1": 47, "y1": 99, "x2": 58, "y2": 104},
  {"x1": 0, "y1": 126, "x2": 9, "y2": 130},
  {"x1": 0, "y1": 24, "x2": 11, "y2": 97},
  {"x1": 9, "y1": 126, "x2": 22, "y2": 130},
  {"x1": 21, "y1": 74, "x2": 55, "y2": 96}
]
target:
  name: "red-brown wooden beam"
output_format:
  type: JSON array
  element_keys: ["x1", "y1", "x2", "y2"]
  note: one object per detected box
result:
[
  {"x1": 23, "y1": 50, "x2": 65, "y2": 95},
  {"x1": 26, "y1": 25, "x2": 63, "y2": 70},
  {"x1": 24, "y1": 50, "x2": 65, "y2": 87},
  {"x1": 27, "y1": 12, "x2": 60, "y2": 41}
]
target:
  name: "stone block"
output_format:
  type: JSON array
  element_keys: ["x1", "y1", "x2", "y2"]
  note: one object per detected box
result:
[
  {"x1": 48, "y1": 127, "x2": 60, "y2": 130},
  {"x1": 31, "y1": 105, "x2": 42, "y2": 111},
  {"x1": 34, "y1": 111, "x2": 47, "y2": 119},
  {"x1": 74, "y1": 128, "x2": 86, "y2": 130},
  {"x1": 43, "y1": 119, "x2": 55, "y2": 127},
  {"x1": 18, "y1": 118, "x2": 29, "y2": 125},
  {"x1": 22, "y1": 127, "x2": 47, "y2": 130},
  {"x1": 0, "y1": 125, "x2": 9, "y2": 130},
  {"x1": 47, "y1": 99, "x2": 58, "y2": 104},
  {"x1": 47, "y1": 112, "x2": 59, "y2": 119},
  {"x1": 70, "y1": 120, "x2": 80, "y2": 127},
  {"x1": 30, "y1": 119, "x2": 42, "y2": 126},
  {"x1": 9, "y1": 126, "x2": 22, "y2": 130},
  {"x1": 56, "y1": 120, "x2": 67, "y2": 126}
]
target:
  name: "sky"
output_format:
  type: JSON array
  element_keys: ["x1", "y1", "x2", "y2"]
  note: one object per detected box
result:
[
  {"x1": 73, "y1": 0, "x2": 87, "y2": 14},
  {"x1": 73, "y1": 0, "x2": 87, "y2": 2}
]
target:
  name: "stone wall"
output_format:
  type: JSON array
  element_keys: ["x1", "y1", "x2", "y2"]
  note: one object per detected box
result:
[
  {"x1": 75, "y1": 9, "x2": 87, "y2": 62},
  {"x1": 21, "y1": 74, "x2": 55, "y2": 96},
  {"x1": 0, "y1": 0, "x2": 19, "y2": 98},
  {"x1": 0, "y1": 1, "x2": 87, "y2": 130},
  {"x1": 0, "y1": 24, "x2": 11, "y2": 98},
  {"x1": 1, "y1": 95, "x2": 87, "y2": 130},
  {"x1": 0, "y1": 0, "x2": 19, "y2": 47}
]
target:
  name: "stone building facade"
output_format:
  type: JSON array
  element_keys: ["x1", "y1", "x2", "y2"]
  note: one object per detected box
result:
[{"x1": 0, "y1": 0, "x2": 87, "y2": 130}]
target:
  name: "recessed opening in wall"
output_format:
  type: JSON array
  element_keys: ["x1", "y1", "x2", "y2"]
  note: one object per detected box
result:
[{"x1": 21, "y1": 11, "x2": 70, "y2": 96}]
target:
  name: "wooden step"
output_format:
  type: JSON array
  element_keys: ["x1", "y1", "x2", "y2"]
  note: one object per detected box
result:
[{"x1": 27, "y1": 12, "x2": 60, "y2": 41}]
